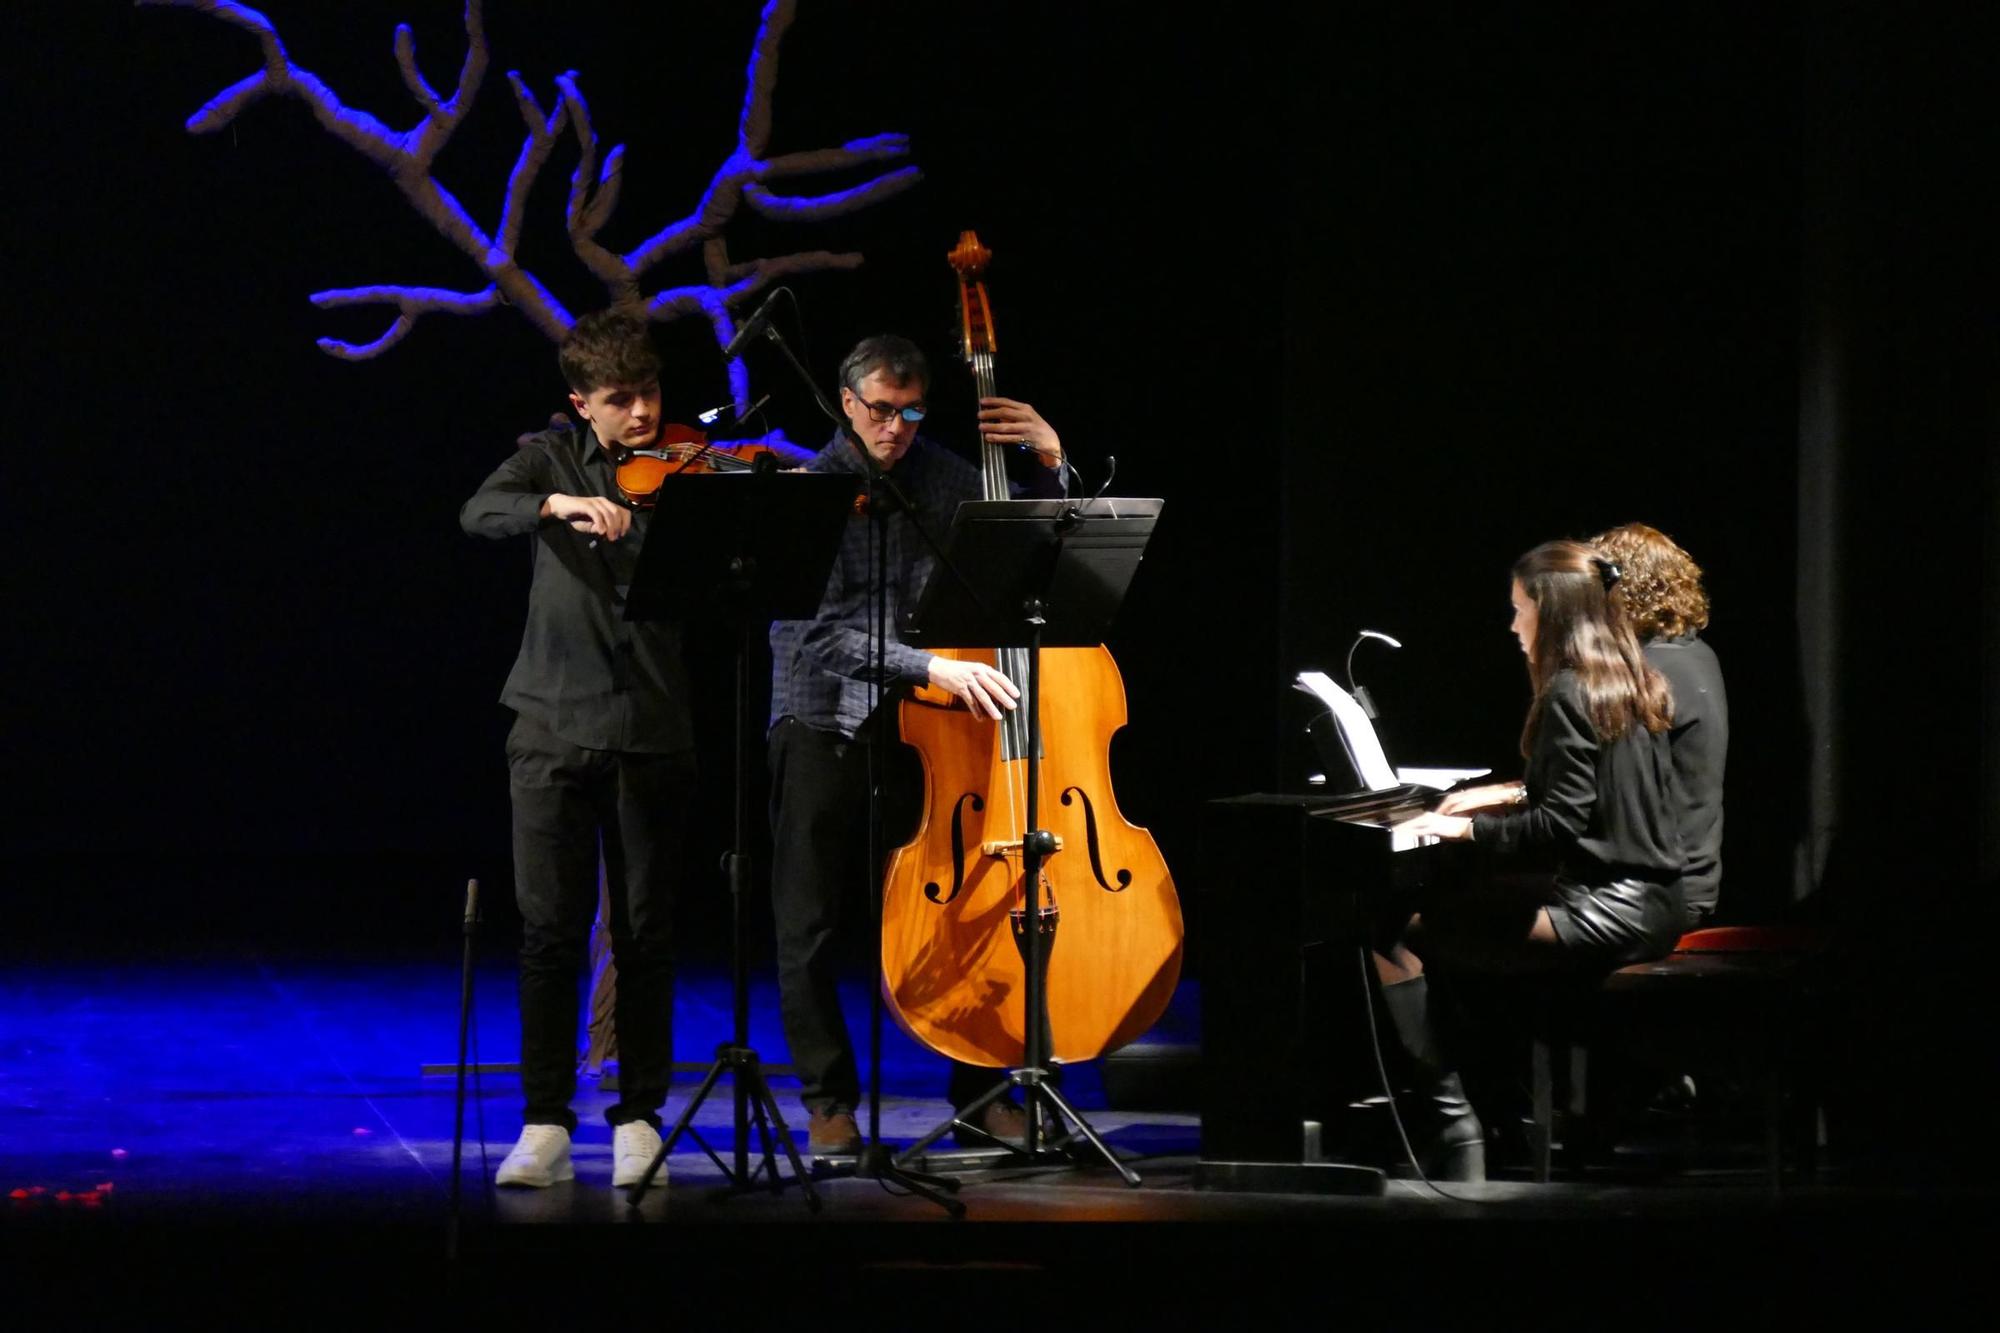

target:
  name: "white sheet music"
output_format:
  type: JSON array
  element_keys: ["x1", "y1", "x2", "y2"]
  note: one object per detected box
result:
[
  {"x1": 1295, "y1": 671, "x2": 1492, "y2": 851},
  {"x1": 1293, "y1": 671, "x2": 1399, "y2": 791}
]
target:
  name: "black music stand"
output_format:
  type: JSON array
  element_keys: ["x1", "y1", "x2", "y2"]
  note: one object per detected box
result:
[
  {"x1": 891, "y1": 496, "x2": 1164, "y2": 1185},
  {"x1": 620, "y1": 469, "x2": 858, "y2": 1210}
]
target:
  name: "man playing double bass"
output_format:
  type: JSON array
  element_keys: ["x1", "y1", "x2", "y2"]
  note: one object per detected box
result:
[{"x1": 767, "y1": 334, "x2": 1070, "y2": 1156}]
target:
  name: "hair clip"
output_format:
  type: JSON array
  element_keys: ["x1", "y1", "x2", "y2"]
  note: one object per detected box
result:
[{"x1": 1593, "y1": 557, "x2": 1623, "y2": 590}]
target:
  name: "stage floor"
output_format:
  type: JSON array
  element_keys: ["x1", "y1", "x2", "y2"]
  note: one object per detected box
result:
[{"x1": 2, "y1": 954, "x2": 1984, "y2": 1321}]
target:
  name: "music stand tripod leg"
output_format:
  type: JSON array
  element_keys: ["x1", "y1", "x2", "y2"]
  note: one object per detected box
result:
[
  {"x1": 744, "y1": 1066, "x2": 821, "y2": 1209},
  {"x1": 892, "y1": 1070, "x2": 1014, "y2": 1167},
  {"x1": 626, "y1": 1049, "x2": 723, "y2": 1200},
  {"x1": 627, "y1": 625, "x2": 819, "y2": 1211},
  {"x1": 659, "y1": 1056, "x2": 725, "y2": 1152},
  {"x1": 742, "y1": 1074, "x2": 785, "y2": 1195},
  {"x1": 625, "y1": 1046, "x2": 728, "y2": 1204},
  {"x1": 1025, "y1": 1073, "x2": 1141, "y2": 1187}
]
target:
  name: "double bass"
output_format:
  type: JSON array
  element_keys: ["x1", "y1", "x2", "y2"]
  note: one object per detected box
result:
[{"x1": 878, "y1": 231, "x2": 1183, "y2": 1069}]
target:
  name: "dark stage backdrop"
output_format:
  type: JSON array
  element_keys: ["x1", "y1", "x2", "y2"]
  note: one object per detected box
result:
[
  {"x1": 1281, "y1": 5, "x2": 1807, "y2": 917},
  {"x1": 6, "y1": 3, "x2": 1994, "y2": 987},
  {"x1": 8, "y1": 1, "x2": 1285, "y2": 956}
]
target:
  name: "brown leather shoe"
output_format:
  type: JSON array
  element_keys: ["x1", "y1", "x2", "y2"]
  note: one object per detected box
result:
[
  {"x1": 957, "y1": 1099, "x2": 1029, "y2": 1149},
  {"x1": 807, "y1": 1107, "x2": 862, "y2": 1156}
]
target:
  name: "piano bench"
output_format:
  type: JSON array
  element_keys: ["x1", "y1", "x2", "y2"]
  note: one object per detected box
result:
[{"x1": 1526, "y1": 926, "x2": 1825, "y2": 1188}]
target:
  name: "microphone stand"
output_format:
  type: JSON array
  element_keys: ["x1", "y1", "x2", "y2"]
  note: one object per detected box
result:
[
  {"x1": 745, "y1": 322, "x2": 964, "y2": 1216},
  {"x1": 447, "y1": 878, "x2": 479, "y2": 1262}
]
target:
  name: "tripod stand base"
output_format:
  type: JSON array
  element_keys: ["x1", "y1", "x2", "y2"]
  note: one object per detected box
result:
[
  {"x1": 815, "y1": 1143, "x2": 966, "y2": 1218},
  {"x1": 625, "y1": 1044, "x2": 820, "y2": 1212},
  {"x1": 895, "y1": 1067, "x2": 1143, "y2": 1187}
]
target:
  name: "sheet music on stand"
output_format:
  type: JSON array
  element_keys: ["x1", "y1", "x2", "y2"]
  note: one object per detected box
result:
[{"x1": 1293, "y1": 671, "x2": 1489, "y2": 850}]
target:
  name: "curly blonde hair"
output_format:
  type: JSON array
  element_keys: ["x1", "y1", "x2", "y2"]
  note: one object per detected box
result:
[{"x1": 1591, "y1": 523, "x2": 1710, "y2": 641}]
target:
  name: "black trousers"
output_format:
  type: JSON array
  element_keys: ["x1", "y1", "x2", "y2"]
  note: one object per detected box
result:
[
  {"x1": 508, "y1": 712, "x2": 694, "y2": 1133},
  {"x1": 767, "y1": 717, "x2": 996, "y2": 1116}
]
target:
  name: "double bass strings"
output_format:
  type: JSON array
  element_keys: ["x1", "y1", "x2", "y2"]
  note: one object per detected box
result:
[{"x1": 974, "y1": 353, "x2": 1036, "y2": 852}]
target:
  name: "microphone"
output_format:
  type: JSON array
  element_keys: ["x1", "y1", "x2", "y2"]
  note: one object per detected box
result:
[
  {"x1": 721, "y1": 290, "x2": 785, "y2": 358},
  {"x1": 1345, "y1": 628, "x2": 1402, "y2": 720},
  {"x1": 699, "y1": 393, "x2": 772, "y2": 430}
]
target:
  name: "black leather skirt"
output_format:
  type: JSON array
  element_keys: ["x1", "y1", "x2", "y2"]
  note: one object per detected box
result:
[{"x1": 1545, "y1": 876, "x2": 1685, "y2": 968}]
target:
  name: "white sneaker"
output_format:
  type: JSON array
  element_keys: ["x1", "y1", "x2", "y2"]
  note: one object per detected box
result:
[
  {"x1": 612, "y1": 1121, "x2": 665, "y2": 1188},
  {"x1": 495, "y1": 1124, "x2": 573, "y2": 1187}
]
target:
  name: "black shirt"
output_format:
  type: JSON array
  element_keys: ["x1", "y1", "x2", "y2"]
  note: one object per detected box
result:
[
  {"x1": 460, "y1": 423, "x2": 693, "y2": 754},
  {"x1": 1646, "y1": 633, "x2": 1727, "y2": 920},
  {"x1": 1471, "y1": 670, "x2": 1681, "y2": 887}
]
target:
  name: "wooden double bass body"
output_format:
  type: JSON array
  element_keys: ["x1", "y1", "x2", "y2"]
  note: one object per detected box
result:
[{"x1": 878, "y1": 232, "x2": 1183, "y2": 1069}]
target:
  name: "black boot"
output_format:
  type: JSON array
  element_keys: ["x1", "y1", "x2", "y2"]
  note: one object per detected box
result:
[
  {"x1": 1379, "y1": 974, "x2": 1488, "y2": 1183},
  {"x1": 1411, "y1": 1071, "x2": 1487, "y2": 1181}
]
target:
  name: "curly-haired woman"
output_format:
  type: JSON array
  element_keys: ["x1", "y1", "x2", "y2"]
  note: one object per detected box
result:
[{"x1": 1588, "y1": 523, "x2": 1727, "y2": 927}]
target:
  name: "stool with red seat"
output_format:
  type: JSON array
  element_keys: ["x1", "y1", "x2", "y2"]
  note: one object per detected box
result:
[{"x1": 1526, "y1": 924, "x2": 1824, "y2": 1186}]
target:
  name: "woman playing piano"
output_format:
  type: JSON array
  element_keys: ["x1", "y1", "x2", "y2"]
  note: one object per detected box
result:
[{"x1": 1378, "y1": 539, "x2": 1684, "y2": 1179}]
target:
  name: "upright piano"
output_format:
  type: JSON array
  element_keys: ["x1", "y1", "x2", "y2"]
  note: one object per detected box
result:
[{"x1": 1192, "y1": 788, "x2": 1470, "y2": 1192}]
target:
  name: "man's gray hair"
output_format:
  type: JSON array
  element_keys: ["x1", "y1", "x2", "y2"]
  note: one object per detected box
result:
[{"x1": 839, "y1": 334, "x2": 930, "y2": 394}]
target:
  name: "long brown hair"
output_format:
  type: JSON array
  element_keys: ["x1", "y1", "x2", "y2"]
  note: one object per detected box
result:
[{"x1": 1514, "y1": 540, "x2": 1674, "y2": 757}]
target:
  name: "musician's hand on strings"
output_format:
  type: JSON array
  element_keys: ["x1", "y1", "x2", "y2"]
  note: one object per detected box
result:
[
  {"x1": 928, "y1": 657, "x2": 1020, "y2": 721},
  {"x1": 1434, "y1": 782, "x2": 1525, "y2": 816},
  {"x1": 544, "y1": 493, "x2": 631, "y2": 542},
  {"x1": 978, "y1": 397, "x2": 1063, "y2": 469},
  {"x1": 1397, "y1": 812, "x2": 1474, "y2": 842}
]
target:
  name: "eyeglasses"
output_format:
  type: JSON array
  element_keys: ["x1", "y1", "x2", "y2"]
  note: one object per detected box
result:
[{"x1": 850, "y1": 394, "x2": 926, "y2": 424}]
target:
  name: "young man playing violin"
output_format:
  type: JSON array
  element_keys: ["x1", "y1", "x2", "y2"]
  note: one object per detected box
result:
[
  {"x1": 460, "y1": 309, "x2": 695, "y2": 1189},
  {"x1": 767, "y1": 333, "x2": 1070, "y2": 1156}
]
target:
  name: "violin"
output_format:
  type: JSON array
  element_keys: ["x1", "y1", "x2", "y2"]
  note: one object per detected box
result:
[{"x1": 607, "y1": 423, "x2": 788, "y2": 506}]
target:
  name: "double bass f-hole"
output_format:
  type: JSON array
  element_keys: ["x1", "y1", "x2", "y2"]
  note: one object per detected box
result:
[
  {"x1": 922, "y1": 792, "x2": 985, "y2": 906},
  {"x1": 1059, "y1": 786, "x2": 1132, "y2": 892}
]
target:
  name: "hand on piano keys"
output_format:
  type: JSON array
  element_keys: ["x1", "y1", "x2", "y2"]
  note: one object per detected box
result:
[
  {"x1": 1393, "y1": 811, "x2": 1474, "y2": 844},
  {"x1": 1433, "y1": 781, "x2": 1526, "y2": 816}
]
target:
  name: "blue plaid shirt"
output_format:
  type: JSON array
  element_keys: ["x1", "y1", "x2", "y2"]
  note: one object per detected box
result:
[{"x1": 769, "y1": 431, "x2": 1067, "y2": 738}]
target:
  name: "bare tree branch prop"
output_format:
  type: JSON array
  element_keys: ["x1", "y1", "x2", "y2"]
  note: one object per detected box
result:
[
  {"x1": 308, "y1": 283, "x2": 502, "y2": 359},
  {"x1": 498, "y1": 72, "x2": 569, "y2": 260},
  {"x1": 142, "y1": 0, "x2": 923, "y2": 406}
]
